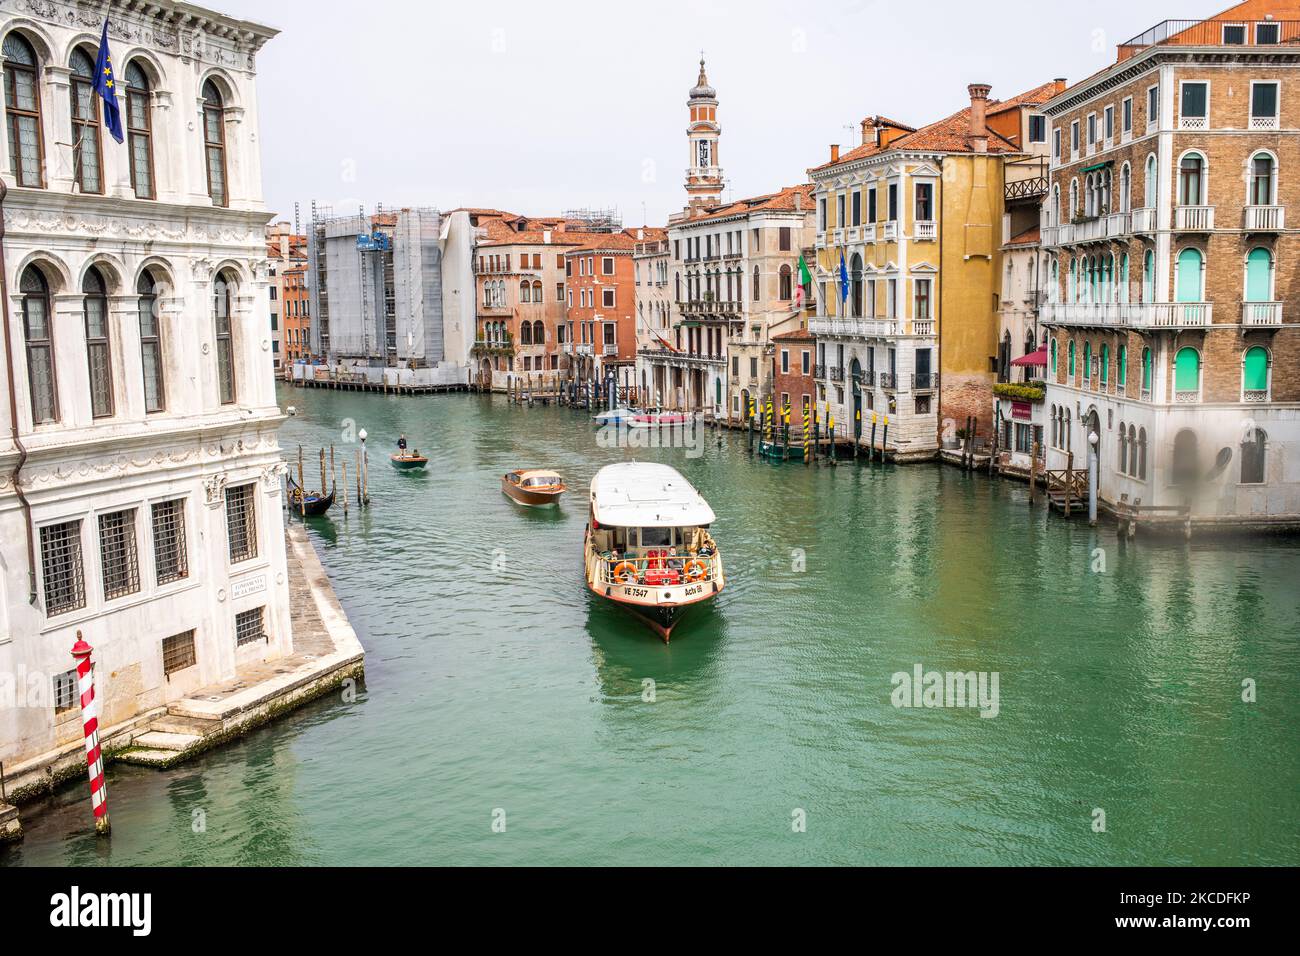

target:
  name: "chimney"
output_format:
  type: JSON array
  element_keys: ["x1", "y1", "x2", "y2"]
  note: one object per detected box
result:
[
  {"x1": 543, "y1": 229, "x2": 552, "y2": 243},
  {"x1": 861, "y1": 118, "x2": 872, "y2": 145},
  {"x1": 830, "y1": 143, "x2": 840, "y2": 163},
  {"x1": 1053, "y1": 77, "x2": 1067, "y2": 95},
  {"x1": 637, "y1": 227, "x2": 644, "y2": 240},
  {"x1": 967, "y1": 83, "x2": 992, "y2": 153},
  {"x1": 794, "y1": 191, "x2": 803, "y2": 212}
]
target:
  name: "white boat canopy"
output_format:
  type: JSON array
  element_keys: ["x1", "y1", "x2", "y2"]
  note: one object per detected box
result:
[{"x1": 590, "y1": 463, "x2": 716, "y2": 528}]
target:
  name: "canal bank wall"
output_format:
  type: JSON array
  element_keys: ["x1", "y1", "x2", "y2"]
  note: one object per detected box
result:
[{"x1": 0, "y1": 525, "x2": 364, "y2": 842}]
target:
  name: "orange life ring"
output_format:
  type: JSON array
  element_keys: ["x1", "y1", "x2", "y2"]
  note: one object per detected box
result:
[
  {"x1": 684, "y1": 559, "x2": 708, "y2": 582},
  {"x1": 612, "y1": 561, "x2": 638, "y2": 583}
]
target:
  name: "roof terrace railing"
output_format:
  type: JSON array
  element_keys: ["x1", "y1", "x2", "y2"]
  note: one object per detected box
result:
[{"x1": 1120, "y1": 18, "x2": 1300, "y2": 51}]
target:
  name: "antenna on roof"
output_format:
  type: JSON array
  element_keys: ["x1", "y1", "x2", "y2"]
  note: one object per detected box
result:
[{"x1": 294, "y1": 201, "x2": 300, "y2": 234}]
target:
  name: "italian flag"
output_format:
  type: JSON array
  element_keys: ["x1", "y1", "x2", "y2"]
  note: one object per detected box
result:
[{"x1": 794, "y1": 255, "x2": 813, "y2": 308}]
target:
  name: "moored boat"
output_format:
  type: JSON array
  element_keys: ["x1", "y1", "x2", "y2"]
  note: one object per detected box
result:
[
  {"x1": 592, "y1": 406, "x2": 640, "y2": 426},
  {"x1": 502, "y1": 469, "x2": 566, "y2": 506},
  {"x1": 583, "y1": 462, "x2": 723, "y2": 642},
  {"x1": 287, "y1": 475, "x2": 336, "y2": 517},
  {"x1": 625, "y1": 410, "x2": 696, "y2": 429}
]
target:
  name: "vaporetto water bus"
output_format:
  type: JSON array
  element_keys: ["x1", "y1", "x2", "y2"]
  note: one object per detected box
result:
[{"x1": 583, "y1": 463, "x2": 724, "y2": 641}]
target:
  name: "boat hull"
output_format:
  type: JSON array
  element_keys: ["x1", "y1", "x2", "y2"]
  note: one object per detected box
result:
[
  {"x1": 390, "y1": 454, "x2": 428, "y2": 469},
  {"x1": 502, "y1": 476, "x2": 565, "y2": 506}
]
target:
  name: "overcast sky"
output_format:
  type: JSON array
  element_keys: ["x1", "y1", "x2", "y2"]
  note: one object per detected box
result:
[{"x1": 219, "y1": 0, "x2": 1229, "y2": 229}]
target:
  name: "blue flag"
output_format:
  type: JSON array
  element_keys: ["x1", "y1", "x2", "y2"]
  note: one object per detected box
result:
[
  {"x1": 838, "y1": 251, "x2": 849, "y2": 303},
  {"x1": 93, "y1": 20, "x2": 124, "y2": 144}
]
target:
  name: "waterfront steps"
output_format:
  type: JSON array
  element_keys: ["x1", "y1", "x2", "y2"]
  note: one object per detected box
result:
[{"x1": 0, "y1": 803, "x2": 20, "y2": 845}]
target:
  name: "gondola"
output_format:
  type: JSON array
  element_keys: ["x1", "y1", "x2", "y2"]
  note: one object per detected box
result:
[{"x1": 287, "y1": 474, "x2": 336, "y2": 517}]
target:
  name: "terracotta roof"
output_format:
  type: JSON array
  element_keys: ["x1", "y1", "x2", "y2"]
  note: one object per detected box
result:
[
  {"x1": 772, "y1": 328, "x2": 815, "y2": 342},
  {"x1": 809, "y1": 83, "x2": 1056, "y2": 173},
  {"x1": 564, "y1": 229, "x2": 647, "y2": 254},
  {"x1": 1005, "y1": 225, "x2": 1041, "y2": 247},
  {"x1": 988, "y1": 80, "x2": 1062, "y2": 115},
  {"x1": 684, "y1": 183, "x2": 816, "y2": 225}
]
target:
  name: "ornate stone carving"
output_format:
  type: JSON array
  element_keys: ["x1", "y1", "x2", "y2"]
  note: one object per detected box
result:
[{"x1": 203, "y1": 473, "x2": 228, "y2": 507}]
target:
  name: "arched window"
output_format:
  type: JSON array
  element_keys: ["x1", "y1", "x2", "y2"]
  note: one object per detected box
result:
[
  {"x1": 1118, "y1": 422, "x2": 1127, "y2": 472},
  {"x1": 1178, "y1": 153, "x2": 1205, "y2": 205},
  {"x1": 1144, "y1": 154, "x2": 1157, "y2": 208},
  {"x1": 1142, "y1": 249, "x2": 1155, "y2": 303},
  {"x1": 1127, "y1": 424, "x2": 1138, "y2": 476},
  {"x1": 1083, "y1": 342, "x2": 1092, "y2": 382},
  {"x1": 533, "y1": 320, "x2": 544, "y2": 344},
  {"x1": 1119, "y1": 163, "x2": 1131, "y2": 213},
  {"x1": 1117, "y1": 345, "x2": 1127, "y2": 391},
  {"x1": 4, "y1": 33, "x2": 44, "y2": 187},
  {"x1": 752, "y1": 265, "x2": 760, "y2": 301},
  {"x1": 1176, "y1": 247, "x2": 1203, "y2": 302},
  {"x1": 138, "y1": 271, "x2": 165, "y2": 412},
  {"x1": 21, "y1": 265, "x2": 57, "y2": 422},
  {"x1": 1118, "y1": 253, "x2": 1130, "y2": 304},
  {"x1": 519, "y1": 281, "x2": 531, "y2": 304},
  {"x1": 125, "y1": 61, "x2": 154, "y2": 199},
  {"x1": 1051, "y1": 184, "x2": 1060, "y2": 226},
  {"x1": 83, "y1": 266, "x2": 113, "y2": 417},
  {"x1": 1050, "y1": 404, "x2": 1058, "y2": 448},
  {"x1": 1141, "y1": 347, "x2": 1152, "y2": 394},
  {"x1": 1068, "y1": 340, "x2": 1076, "y2": 378},
  {"x1": 532, "y1": 280, "x2": 542, "y2": 301},
  {"x1": 1065, "y1": 407, "x2": 1072, "y2": 453},
  {"x1": 519, "y1": 321, "x2": 532, "y2": 345},
  {"x1": 778, "y1": 264, "x2": 792, "y2": 301},
  {"x1": 70, "y1": 47, "x2": 103, "y2": 194},
  {"x1": 1174, "y1": 347, "x2": 1201, "y2": 400},
  {"x1": 1241, "y1": 426, "x2": 1267, "y2": 484},
  {"x1": 1250, "y1": 153, "x2": 1275, "y2": 206},
  {"x1": 849, "y1": 254, "x2": 863, "y2": 317},
  {"x1": 1100, "y1": 344, "x2": 1110, "y2": 388},
  {"x1": 1172, "y1": 429, "x2": 1199, "y2": 485},
  {"x1": 1137, "y1": 427, "x2": 1147, "y2": 479},
  {"x1": 213, "y1": 271, "x2": 236, "y2": 404},
  {"x1": 1245, "y1": 247, "x2": 1273, "y2": 302},
  {"x1": 1068, "y1": 259, "x2": 1077, "y2": 302},
  {"x1": 1050, "y1": 338, "x2": 1058, "y2": 376},
  {"x1": 202, "y1": 80, "x2": 228, "y2": 207},
  {"x1": 1243, "y1": 345, "x2": 1269, "y2": 399},
  {"x1": 1069, "y1": 179, "x2": 1079, "y2": 218}
]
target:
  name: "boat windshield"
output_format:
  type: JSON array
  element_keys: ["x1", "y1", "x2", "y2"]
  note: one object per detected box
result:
[
  {"x1": 522, "y1": 475, "x2": 560, "y2": 488},
  {"x1": 591, "y1": 524, "x2": 720, "y2": 586}
]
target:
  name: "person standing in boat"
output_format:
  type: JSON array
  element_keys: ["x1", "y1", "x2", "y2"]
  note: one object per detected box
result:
[{"x1": 397, "y1": 434, "x2": 407, "y2": 456}]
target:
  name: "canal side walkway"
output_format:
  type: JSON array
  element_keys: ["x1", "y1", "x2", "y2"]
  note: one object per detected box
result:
[
  {"x1": 115, "y1": 525, "x2": 365, "y2": 769},
  {"x1": 0, "y1": 525, "x2": 364, "y2": 843}
]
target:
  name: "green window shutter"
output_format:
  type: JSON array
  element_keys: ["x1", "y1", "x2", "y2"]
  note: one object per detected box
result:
[
  {"x1": 1118, "y1": 346, "x2": 1127, "y2": 385},
  {"x1": 1243, "y1": 347, "x2": 1268, "y2": 391},
  {"x1": 1068, "y1": 341, "x2": 1076, "y2": 376},
  {"x1": 1175, "y1": 347, "x2": 1200, "y2": 392},
  {"x1": 1142, "y1": 348, "x2": 1152, "y2": 389},
  {"x1": 1176, "y1": 248, "x2": 1202, "y2": 302},
  {"x1": 1101, "y1": 345, "x2": 1110, "y2": 384},
  {"x1": 1050, "y1": 339, "x2": 1058, "y2": 373},
  {"x1": 1245, "y1": 248, "x2": 1272, "y2": 302},
  {"x1": 1084, "y1": 343, "x2": 1092, "y2": 378}
]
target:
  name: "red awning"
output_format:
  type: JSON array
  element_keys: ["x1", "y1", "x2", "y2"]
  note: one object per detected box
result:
[{"x1": 1012, "y1": 347, "x2": 1048, "y2": 367}]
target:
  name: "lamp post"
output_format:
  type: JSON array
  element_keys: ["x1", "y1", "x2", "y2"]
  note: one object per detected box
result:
[
  {"x1": 358, "y1": 428, "x2": 369, "y2": 505},
  {"x1": 1087, "y1": 430, "x2": 1099, "y2": 526}
]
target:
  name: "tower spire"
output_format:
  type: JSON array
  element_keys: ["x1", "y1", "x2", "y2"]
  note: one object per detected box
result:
[{"x1": 685, "y1": 54, "x2": 723, "y2": 211}]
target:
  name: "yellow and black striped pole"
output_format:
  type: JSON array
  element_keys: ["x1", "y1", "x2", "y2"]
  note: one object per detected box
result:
[
  {"x1": 782, "y1": 399, "x2": 791, "y2": 461},
  {"x1": 764, "y1": 396, "x2": 773, "y2": 445},
  {"x1": 828, "y1": 406, "x2": 836, "y2": 463},
  {"x1": 747, "y1": 397, "x2": 756, "y2": 454},
  {"x1": 803, "y1": 406, "x2": 811, "y2": 463}
]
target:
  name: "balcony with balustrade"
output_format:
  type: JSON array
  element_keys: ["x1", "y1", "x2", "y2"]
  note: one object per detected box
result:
[
  {"x1": 1245, "y1": 206, "x2": 1285, "y2": 231},
  {"x1": 1174, "y1": 205, "x2": 1215, "y2": 231},
  {"x1": 808, "y1": 317, "x2": 903, "y2": 339},
  {"x1": 1130, "y1": 207, "x2": 1157, "y2": 233},
  {"x1": 882, "y1": 221, "x2": 898, "y2": 242},
  {"x1": 1041, "y1": 301, "x2": 1213, "y2": 329},
  {"x1": 914, "y1": 220, "x2": 937, "y2": 241},
  {"x1": 912, "y1": 372, "x2": 938, "y2": 392},
  {"x1": 1242, "y1": 302, "x2": 1283, "y2": 326}
]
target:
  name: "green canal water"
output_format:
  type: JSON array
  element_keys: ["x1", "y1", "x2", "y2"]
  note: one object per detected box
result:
[{"x1": 5, "y1": 385, "x2": 1299, "y2": 866}]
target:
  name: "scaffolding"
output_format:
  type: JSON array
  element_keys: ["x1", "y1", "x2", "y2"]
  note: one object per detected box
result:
[{"x1": 562, "y1": 207, "x2": 623, "y2": 233}]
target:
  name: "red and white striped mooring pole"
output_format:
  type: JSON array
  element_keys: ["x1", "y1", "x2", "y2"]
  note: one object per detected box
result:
[{"x1": 71, "y1": 632, "x2": 110, "y2": 836}]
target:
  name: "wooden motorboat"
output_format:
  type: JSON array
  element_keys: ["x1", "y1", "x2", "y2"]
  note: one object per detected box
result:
[
  {"x1": 625, "y1": 411, "x2": 696, "y2": 429},
  {"x1": 592, "y1": 406, "x2": 640, "y2": 426},
  {"x1": 287, "y1": 474, "x2": 336, "y2": 517},
  {"x1": 502, "y1": 469, "x2": 566, "y2": 506},
  {"x1": 583, "y1": 462, "x2": 723, "y2": 642},
  {"x1": 390, "y1": 452, "x2": 429, "y2": 469}
]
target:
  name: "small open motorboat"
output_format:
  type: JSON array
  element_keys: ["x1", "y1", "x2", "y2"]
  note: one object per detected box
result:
[
  {"x1": 287, "y1": 474, "x2": 336, "y2": 517},
  {"x1": 390, "y1": 451, "x2": 428, "y2": 469},
  {"x1": 625, "y1": 411, "x2": 696, "y2": 430},
  {"x1": 502, "y1": 469, "x2": 566, "y2": 506},
  {"x1": 592, "y1": 406, "x2": 641, "y2": 426}
]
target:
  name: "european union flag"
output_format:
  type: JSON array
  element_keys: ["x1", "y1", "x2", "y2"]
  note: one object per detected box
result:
[
  {"x1": 92, "y1": 19, "x2": 124, "y2": 144},
  {"x1": 838, "y1": 250, "x2": 849, "y2": 303}
]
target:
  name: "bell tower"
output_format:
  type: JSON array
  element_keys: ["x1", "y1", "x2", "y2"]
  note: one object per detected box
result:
[{"x1": 685, "y1": 55, "x2": 724, "y2": 210}]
